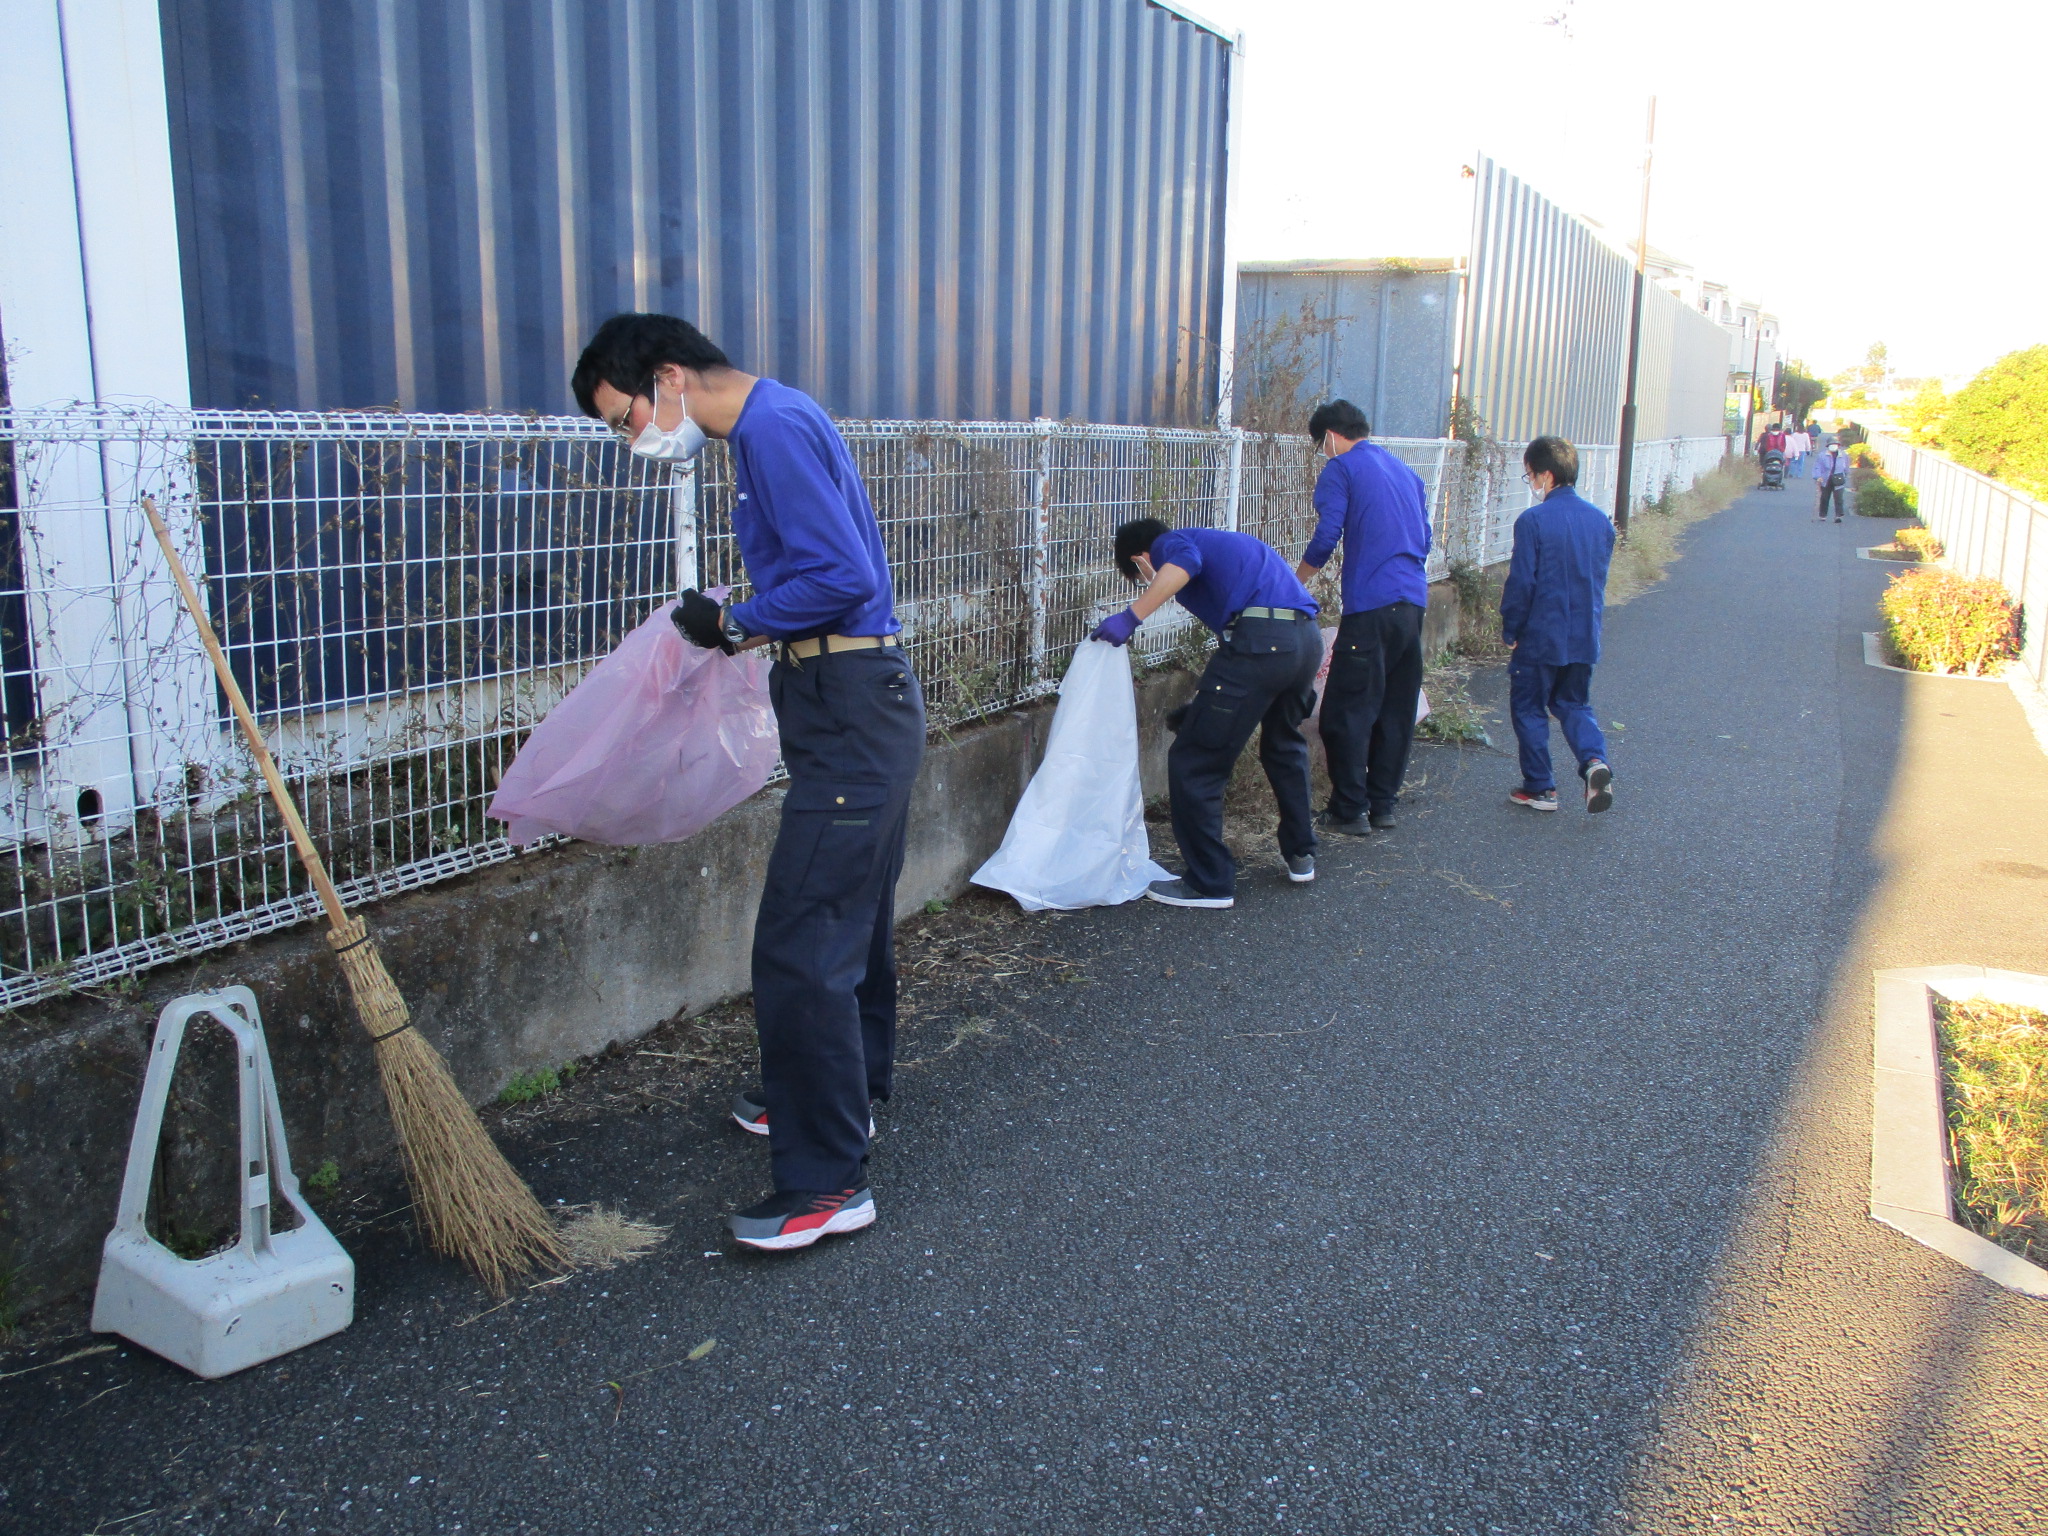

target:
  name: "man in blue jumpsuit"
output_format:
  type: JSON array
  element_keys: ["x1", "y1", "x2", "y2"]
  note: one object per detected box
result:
[
  {"x1": 1296, "y1": 400, "x2": 1432, "y2": 835},
  {"x1": 1091, "y1": 518, "x2": 1320, "y2": 908},
  {"x1": 1499, "y1": 436, "x2": 1615, "y2": 814},
  {"x1": 574, "y1": 313, "x2": 924, "y2": 1251}
]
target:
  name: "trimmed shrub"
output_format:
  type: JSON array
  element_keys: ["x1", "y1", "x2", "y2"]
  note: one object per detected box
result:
[
  {"x1": 1881, "y1": 568, "x2": 2020, "y2": 676},
  {"x1": 1848, "y1": 442, "x2": 1883, "y2": 470},
  {"x1": 1893, "y1": 525, "x2": 1943, "y2": 560},
  {"x1": 1855, "y1": 474, "x2": 1920, "y2": 518}
]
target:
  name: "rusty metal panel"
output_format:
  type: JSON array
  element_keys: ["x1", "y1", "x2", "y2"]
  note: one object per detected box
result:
[
  {"x1": 158, "y1": 0, "x2": 1234, "y2": 424},
  {"x1": 1233, "y1": 261, "x2": 1459, "y2": 438},
  {"x1": 1462, "y1": 155, "x2": 1725, "y2": 447}
]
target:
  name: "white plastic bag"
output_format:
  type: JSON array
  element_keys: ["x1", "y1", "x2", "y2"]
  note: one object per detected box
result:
[
  {"x1": 1307, "y1": 624, "x2": 1431, "y2": 725},
  {"x1": 971, "y1": 640, "x2": 1172, "y2": 911}
]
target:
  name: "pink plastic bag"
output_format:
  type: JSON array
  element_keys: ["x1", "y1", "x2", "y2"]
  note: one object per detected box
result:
[{"x1": 487, "y1": 599, "x2": 779, "y2": 846}]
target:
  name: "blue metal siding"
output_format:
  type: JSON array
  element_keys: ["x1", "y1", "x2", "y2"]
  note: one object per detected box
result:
[{"x1": 159, "y1": 0, "x2": 1233, "y2": 424}]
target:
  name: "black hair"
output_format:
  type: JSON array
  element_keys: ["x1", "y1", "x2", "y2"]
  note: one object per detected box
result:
[
  {"x1": 1307, "y1": 399, "x2": 1370, "y2": 445},
  {"x1": 571, "y1": 313, "x2": 732, "y2": 418},
  {"x1": 1114, "y1": 517, "x2": 1171, "y2": 583},
  {"x1": 1523, "y1": 435, "x2": 1579, "y2": 486}
]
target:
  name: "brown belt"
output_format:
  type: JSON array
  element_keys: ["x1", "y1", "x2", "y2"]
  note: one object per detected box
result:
[{"x1": 781, "y1": 633, "x2": 897, "y2": 663}]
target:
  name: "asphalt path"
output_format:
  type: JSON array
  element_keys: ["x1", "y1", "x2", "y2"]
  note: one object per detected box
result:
[{"x1": 3, "y1": 484, "x2": 2040, "y2": 1534}]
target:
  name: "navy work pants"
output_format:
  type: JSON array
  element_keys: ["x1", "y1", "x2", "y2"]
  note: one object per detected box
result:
[
  {"x1": 1816, "y1": 481, "x2": 1846, "y2": 518},
  {"x1": 1166, "y1": 615, "x2": 1321, "y2": 898},
  {"x1": 1319, "y1": 601, "x2": 1426, "y2": 821},
  {"x1": 1508, "y1": 655, "x2": 1608, "y2": 794},
  {"x1": 753, "y1": 646, "x2": 926, "y2": 1193}
]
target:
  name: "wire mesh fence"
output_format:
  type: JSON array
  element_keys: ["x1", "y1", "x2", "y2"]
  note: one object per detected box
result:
[{"x1": 0, "y1": 406, "x2": 1722, "y2": 1008}]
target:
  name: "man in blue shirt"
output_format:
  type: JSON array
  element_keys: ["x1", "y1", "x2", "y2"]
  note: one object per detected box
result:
[
  {"x1": 1499, "y1": 436, "x2": 1615, "y2": 814},
  {"x1": 574, "y1": 313, "x2": 924, "y2": 1252},
  {"x1": 1091, "y1": 519, "x2": 1320, "y2": 908},
  {"x1": 1297, "y1": 400, "x2": 1432, "y2": 836}
]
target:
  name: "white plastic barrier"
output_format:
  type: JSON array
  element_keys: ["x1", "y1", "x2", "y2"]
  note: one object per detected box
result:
[{"x1": 92, "y1": 988, "x2": 353, "y2": 1378}]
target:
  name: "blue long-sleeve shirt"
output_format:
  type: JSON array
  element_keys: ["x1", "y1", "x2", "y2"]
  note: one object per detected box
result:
[
  {"x1": 1499, "y1": 485, "x2": 1616, "y2": 666},
  {"x1": 1303, "y1": 441, "x2": 1432, "y2": 613},
  {"x1": 1149, "y1": 526, "x2": 1317, "y2": 636},
  {"x1": 724, "y1": 379, "x2": 899, "y2": 640}
]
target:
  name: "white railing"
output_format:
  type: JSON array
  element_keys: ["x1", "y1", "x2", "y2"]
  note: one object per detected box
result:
[
  {"x1": 1869, "y1": 434, "x2": 2048, "y2": 693},
  {"x1": 0, "y1": 407, "x2": 1724, "y2": 1007}
]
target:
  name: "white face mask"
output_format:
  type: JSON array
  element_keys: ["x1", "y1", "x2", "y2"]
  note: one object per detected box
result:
[{"x1": 629, "y1": 374, "x2": 708, "y2": 462}]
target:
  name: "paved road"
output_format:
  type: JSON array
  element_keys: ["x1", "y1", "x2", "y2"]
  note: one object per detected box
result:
[{"x1": 3, "y1": 487, "x2": 2042, "y2": 1534}]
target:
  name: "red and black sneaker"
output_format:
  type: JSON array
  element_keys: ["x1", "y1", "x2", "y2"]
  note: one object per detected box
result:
[
  {"x1": 727, "y1": 1186, "x2": 876, "y2": 1252},
  {"x1": 731, "y1": 1090, "x2": 875, "y2": 1139}
]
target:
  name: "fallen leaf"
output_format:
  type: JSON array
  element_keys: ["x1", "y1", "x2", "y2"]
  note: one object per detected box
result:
[{"x1": 688, "y1": 1338, "x2": 717, "y2": 1361}]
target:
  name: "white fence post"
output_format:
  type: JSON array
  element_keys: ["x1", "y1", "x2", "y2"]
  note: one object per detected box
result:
[
  {"x1": 1222, "y1": 426, "x2": 1244, "y2": 533},
  {"x1": 1027, "y1": 418, "x2": 1054, "y2": 691}
]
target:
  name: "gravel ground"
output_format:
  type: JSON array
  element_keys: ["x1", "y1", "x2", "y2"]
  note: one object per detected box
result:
[{"x1": 1, "y1": 488, "x2": 2041, "y2": 1534}]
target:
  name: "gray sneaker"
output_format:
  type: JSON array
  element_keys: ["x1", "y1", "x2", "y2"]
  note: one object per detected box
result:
[
  {"x1": 1284, "y1": 853, "x2": 1316, "y2": 883},
  {"x1": 1145, "y1": 878, "x2": 1233, "y2": 909},
  {"x1": 1583, "y1": 760, "x2": 1614, "y2": 814},
  {"x1": 733, "y1": 1090, "x2": 875, "y2": 1138},
  {"x1": 1316, "y1": 810, "x2": 1372, "y2": 838}
]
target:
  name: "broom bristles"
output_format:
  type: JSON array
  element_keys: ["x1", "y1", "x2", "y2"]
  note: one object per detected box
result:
[{"x1": 328, "y1": 916, "x2": 567, "y2": 1292}]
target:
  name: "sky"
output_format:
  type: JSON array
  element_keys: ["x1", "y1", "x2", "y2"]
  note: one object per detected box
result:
[{"x1": 1188, "y1": 0, "x2": 2048, "y2": 382}]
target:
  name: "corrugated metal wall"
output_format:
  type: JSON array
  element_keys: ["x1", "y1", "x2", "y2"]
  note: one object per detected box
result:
[
  {"x1": 1233, "y1": 263, "x2": 1458, "y2": 438},
  {"x1": 1463, "y1": 155, "x2": 1726, "y2": 446},
  {"x1": 159, "y1": 0, "x2": 1233, "y2": 424}
]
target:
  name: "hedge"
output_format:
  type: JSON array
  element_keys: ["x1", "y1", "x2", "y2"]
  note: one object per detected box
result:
[
  {"x1": 1856, "y1": 475, "x2": 1920, "y2": 518},
  {"x1": 1881, "y1": 568, "x2": 2021, "y2": 676}
]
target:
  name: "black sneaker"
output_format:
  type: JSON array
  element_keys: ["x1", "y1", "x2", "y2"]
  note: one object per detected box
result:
[
  {"x1": 1283, "y1": 853, "x2": 1316, "y2": 883},
  {"x1": 1144, "y1": 877, "x2": 1233, "y2": 909},
  {"x1": 732, "y1": 1091, "x2": 875, "y2": 1139},
  {"x1": 1316, "y1": 809, "x2": 1372, "y2": 838},
  {"x1": 728, "y1": 1186, "x2": 876, "y2": 1251},
  {"x1": 1508, "y1": 785, "x2": 1559, "y2": 812},
  {"x1": 1583, "y1": 760, "x2": 1614, "y2": 814},
  {"x1": 1368, "y1": 809, "x2": 1396, "y2": 831}
]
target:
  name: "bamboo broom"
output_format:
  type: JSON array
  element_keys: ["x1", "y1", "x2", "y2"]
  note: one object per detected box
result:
[{"x1": 141, "y1": 497, "x2": 566, "y2": 1292}]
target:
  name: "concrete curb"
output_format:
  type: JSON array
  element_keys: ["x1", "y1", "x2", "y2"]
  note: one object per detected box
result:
[
  {"x1": 1861, "y1": 633, "x2": 2010, "y2": 682},
  {"x1": 1855, "y1": 546, "x2": 1923, "y2": 564},
  {"x1": 1870, "y1": 965, "x2": 2048, "y2": 1297}
]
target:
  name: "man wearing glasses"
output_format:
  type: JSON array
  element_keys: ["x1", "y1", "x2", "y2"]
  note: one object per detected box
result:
[
  {"x1": 1501, "y1": 436, "x2": 1615, "y2": 814},
  {"x1": 572, "y1": 313, "x2": 924, "y2": 1253}
]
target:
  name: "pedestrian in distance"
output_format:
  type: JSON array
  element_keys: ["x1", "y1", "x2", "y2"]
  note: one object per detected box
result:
[
  {"x1": 1757, "y1": 420, "x2": 1788, "y2": 476},
  {"x1": 574, "y1": 313, "x2": 925, "y2": 1254},
  {"x1": 1092, "y1": 520, "x2": 1321, "y2": 908},
  {"x1": 1812, "y1": 438, "x2": 1851, "y2": 522},
  {"x1": 1787, "y1": 424, "x2": 1811, "y2": 475},
  {"x1": 1500, "y1": 436, "x2": 1615, "y2": 815},
  {"x1": 1295, "y1": 399, "x2": 1432, "y2": 837}
]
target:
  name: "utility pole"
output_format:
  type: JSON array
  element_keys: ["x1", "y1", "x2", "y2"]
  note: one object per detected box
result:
[{"x1": 1613, "y1": 97, "x2": 1656, "y2": 536}]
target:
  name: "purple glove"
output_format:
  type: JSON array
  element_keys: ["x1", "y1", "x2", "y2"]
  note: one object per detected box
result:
[{"x1": 1090, "y1": 607, "x2": 1141, "y2": 647}]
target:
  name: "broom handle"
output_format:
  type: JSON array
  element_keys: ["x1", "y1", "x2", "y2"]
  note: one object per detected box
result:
[{"x1": 140, "y1": 497, "x2": 352, "y2": 933}]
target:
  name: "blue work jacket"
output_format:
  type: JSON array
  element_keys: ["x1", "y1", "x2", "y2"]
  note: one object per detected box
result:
[
  {"x1": 1151, "y1": 526, "x2": 1317, "y2": 636},
  {"x1": 725, "y1": 379, "x2": 900, "y2": 640},
  {"x1": 1499, "y1": 485, "x2": 1616, "y2": 666},
  {"x1": 1303, "y1": 440, "x2": 1432, "y2": 613}
]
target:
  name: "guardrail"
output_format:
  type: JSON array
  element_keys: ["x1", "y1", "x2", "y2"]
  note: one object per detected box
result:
[{"x1": 0, "y1": 406, "x2": 1721, "y2": 1007}]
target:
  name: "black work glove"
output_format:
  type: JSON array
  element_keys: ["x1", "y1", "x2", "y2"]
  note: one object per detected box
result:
[{"x1": 673, "y1": 589, "x2": 736, "y2": 654}]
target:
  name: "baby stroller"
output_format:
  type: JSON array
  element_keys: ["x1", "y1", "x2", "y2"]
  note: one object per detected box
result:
[{"x1": 1760, "y1": 448, "x2": 1786, "y2": 489}]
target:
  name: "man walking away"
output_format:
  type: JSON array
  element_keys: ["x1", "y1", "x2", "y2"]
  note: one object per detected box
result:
[
  {"x1": 1296, "y1": 400, "x2": 1431, "y2": 836},
  {"x1": 1812, "y1": 439, "x2": 1850, "y2": 522},
  {"x1": 574, "y1": 313, "x2": 925, "y2": 1253},
  {"x1": 1092, "y1": 520, "x2": 1321, "y2": 908},
  {"x1": 1501, "y1": 436, "x2": 1615, "y2": 815}
]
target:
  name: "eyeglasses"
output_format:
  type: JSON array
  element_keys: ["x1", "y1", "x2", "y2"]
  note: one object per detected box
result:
[{"x1": 606, "y1": 401, "x2": 637, "y2": 440}]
